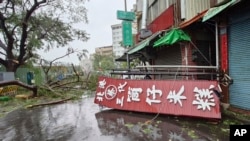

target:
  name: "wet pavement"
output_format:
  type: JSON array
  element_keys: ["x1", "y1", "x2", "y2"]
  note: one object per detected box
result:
[{"x1": 0, "y1": 95, "x2": 230, "y2": 141}]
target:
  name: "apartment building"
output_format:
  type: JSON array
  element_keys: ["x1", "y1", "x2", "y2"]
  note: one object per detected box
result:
[
  {"x1": 111, "y1": 24, "x2": 125, "y2": 57},
  {"x1": 95, "y1": 45, "x2": 113, "y2": 56}
]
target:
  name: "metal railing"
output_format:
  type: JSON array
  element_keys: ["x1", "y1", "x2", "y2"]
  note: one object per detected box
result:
[{"x1": 110, "y1": 65, "x2": 219, "y2": 80}]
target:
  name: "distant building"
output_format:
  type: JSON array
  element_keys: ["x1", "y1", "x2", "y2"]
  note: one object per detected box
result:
[
  {"x1": 95, "y1": 45, "x2": 113, "y2": 56},
  {"x1": 111, "y1": 24, "x2": 124, "y2": 57}
]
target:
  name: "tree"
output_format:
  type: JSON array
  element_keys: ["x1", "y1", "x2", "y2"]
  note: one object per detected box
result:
[
  {"x1": 0, "y1": 0, "x2": 89, "y2": 72},
  {"x1": 93, "y1": 54, "x2": 115, "y2": 71},
  {"x1": 39, "y1": 47, "x2": 88, "y2": 95}
]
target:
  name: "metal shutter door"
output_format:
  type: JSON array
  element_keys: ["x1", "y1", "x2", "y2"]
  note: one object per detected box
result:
[{"x1": 228, "y1": 10, "x2": 250, "y2": 110}]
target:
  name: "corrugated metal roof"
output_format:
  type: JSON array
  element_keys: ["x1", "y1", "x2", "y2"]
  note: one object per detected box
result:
[
  {"x1": 182, "y1": 0, "x2": 210, "y2": 22},
  {"x1": 179, "y1": 10, "x2": 208, "y2": 28}
]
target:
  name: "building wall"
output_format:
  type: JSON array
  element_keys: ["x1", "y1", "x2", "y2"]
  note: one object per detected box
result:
[
  {"x1": 148, "y1": 5, "x2": 174, "y2": 33},
  {"x1": 136, "y1": 0, "x2": 211, "y2": 32},
  {"x1": 136, "y1": 0, "x2": 176, "y2": 33},
  {"x1": 147, "y1": 0, "x2": 176, "y2": 24},
  {"x1": 133, "y1": 0, "x2": 217, "y2": 81}
]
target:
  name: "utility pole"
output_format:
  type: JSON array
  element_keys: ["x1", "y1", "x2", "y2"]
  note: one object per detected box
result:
[
  {"x1": 124, "y1": 0, "x2": 127, "y2": 11},
  {"x1": 117, "y1": 0, "x2": 134, "y2": 73},
  {"x1": 124, "y1": 0, "x2": 130, "y2": 72}
]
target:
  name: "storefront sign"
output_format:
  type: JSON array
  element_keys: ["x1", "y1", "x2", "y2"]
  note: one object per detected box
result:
[{"x1": 94, "y1": 76, "x2": 221, "y2": 119}]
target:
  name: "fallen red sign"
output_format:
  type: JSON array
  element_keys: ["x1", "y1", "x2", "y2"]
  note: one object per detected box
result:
[{"x1": 94, "y1": 76, "x2": 221, "y2": 119}]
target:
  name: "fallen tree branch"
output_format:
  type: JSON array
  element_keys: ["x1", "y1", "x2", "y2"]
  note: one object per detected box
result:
[
  {"x1": 39, "y1": 85, "x2": 63, "y2": 97},
  {"x1": 0, "y1": 80, "x2": 37, "y2": 96},
  {"x1": 25, "y1": 97, "x2": 73, "y2": 108},
  {"x1": 51, "y1": 80, "x2": 85, "y2": 89}
]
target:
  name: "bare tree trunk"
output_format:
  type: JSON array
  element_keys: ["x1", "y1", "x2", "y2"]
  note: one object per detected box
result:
[{"x1": 5, "y1": 60, "x2": 18, "y2": 72}]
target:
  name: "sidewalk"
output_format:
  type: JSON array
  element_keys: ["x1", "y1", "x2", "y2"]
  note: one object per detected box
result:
[{"x1": 222, "y1": 106, "x2": 250, "y2": 124}]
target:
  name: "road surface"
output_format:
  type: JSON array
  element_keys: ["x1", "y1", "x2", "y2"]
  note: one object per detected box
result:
[{"x1": 0, "y1": 95, "x2": 229, "y2": 141}]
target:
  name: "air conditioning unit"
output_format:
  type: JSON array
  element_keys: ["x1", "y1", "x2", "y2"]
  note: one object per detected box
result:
[{"x1": 139, "y1": 29, "x2": 152, "y2": 39}]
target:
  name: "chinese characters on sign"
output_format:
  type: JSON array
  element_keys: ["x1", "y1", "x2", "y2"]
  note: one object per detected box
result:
[
  {"x1": 117, "y1": 10, "x2": 135, "y2": 47},
  {"x1": 122, "y1": 21, "x2": 133, "y2": 46},
  {"x1": 94, "y1": 76, "x2": 221, "y2": 119}
]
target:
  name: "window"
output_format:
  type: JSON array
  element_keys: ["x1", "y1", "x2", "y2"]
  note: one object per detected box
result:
[{"x1": 148, "y1": 0, "x2": 159, "y2": 23}]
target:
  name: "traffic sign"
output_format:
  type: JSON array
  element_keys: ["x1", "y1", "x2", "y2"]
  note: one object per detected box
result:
[
  {"x1": 117, "y1": 10, "x2": 135, "y2": 21},
  {"x1": 122, "y1": 21, "x2": 133, "y2": 47}
]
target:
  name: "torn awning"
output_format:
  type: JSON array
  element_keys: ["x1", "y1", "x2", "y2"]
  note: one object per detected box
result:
[
  {"x1": 127, "y1": 31, "x2": 164, "y2": 55},
  {"x1": 202, "y1": 0, "x2": 237, "y2": 22},
  {"x1": 153, "y1": 28, "x2": 191, "y2": 47}
]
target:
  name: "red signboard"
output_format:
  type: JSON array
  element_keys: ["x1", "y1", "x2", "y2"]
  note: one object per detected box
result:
[
  {"x1": 94, "y1": 76, "x2": 221, "y2": 119},
  {"x1": 220, "y1": 33, "x2": 228, "y2": 71}
]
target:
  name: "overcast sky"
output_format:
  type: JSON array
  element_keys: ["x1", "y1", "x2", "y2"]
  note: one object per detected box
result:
[{"x1": 39, "y1": 0, "x2": 136, "y2": 65}]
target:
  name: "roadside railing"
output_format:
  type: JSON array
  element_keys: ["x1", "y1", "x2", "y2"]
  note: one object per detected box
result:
[{"x1": 110, "y1": 65, "x2": 219, "y2": 80}]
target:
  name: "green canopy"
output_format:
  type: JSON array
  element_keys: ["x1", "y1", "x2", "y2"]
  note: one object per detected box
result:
[{"x1": 153, "y1": 28, "x2": 191, "y2": 47}]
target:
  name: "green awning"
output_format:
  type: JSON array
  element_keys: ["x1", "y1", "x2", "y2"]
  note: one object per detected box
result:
[
  {"x1": 127, "y1": 39, "x2": 149, "y2": 55},
  {"x1": 153, "y1": 28, "x2": 191, "y2": 47},
  {"x1": 115, "y1": 53, "x2": 141, "y2": 62},
  {"x1": 202, "y1": 0, "x2": 236, "y2": 22},
  {"x1": 127, "y1": 31, "x2": 163, "y2": 55}
]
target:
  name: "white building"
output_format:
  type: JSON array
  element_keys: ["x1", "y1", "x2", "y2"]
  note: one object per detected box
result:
[{"x1": 111, "y1": 24, "x2": 124, "y2": 57}]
